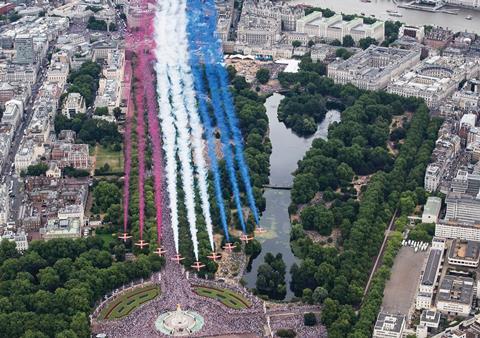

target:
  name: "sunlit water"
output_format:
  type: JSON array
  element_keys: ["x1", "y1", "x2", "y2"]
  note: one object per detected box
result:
[
  {"x1": 243, "y1": 93, "x2": 340, "y2": 300},
  {"x1": 289, "y1": 0, "x2": 480, "y2": 33}
]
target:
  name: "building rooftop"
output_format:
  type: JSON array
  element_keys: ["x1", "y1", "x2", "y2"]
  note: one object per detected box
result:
[
  {"x1": 374, "y1": 313, "x2": 405, "y2": 334},
  {"x1": 437, "y1": 275, "x2": 474, "y2": 305},
  {"x1": 448, "y1": 239, "x2": 480, "y2": 263},
  {"x1": 424, "y1": 197, "x2": 442, "y2": 218},
  {"x1": 420, "y1": 310, "x2": 441, "y2": 325},
  {"x1": 422, "y1": 248, "x2": 442, "y2": 286}
]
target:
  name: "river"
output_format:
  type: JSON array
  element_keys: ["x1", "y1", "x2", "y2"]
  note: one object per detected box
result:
[
  {"x1": 288, "y1": 0, "x2": 480, "y2": 34},
  {"x1": 243, "y1": 93, "x2": 341, "y2": 300}
]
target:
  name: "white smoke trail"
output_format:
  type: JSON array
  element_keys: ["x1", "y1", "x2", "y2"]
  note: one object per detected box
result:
[
  {"x1": 176, "y1": 0, "x2": 215, "y2": 251},
  {"x1": 153, "y1": 0, "x2": 179, "y2": 253},
  {"x1": 155, "y1": 0, "x2": 200, "y2": 260}
]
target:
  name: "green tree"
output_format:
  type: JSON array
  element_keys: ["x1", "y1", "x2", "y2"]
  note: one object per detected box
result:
[
  {"x1": 256, "y1": 68, "x2": 270, "y2": 84},
  {"x1": 304, "y1": 312, "x2": 317, "y2": 326},
  {"x1": 359, "y1": 37, "x2": 378, "y2": 49},
  {"x1": 93, "y1": 181, "x2": 121, "y2": 213},
  {"x1": 312, "y1": 286, "x2": 328, "y2": 304},
  {"x1": 342, "y1": 35, "x2": 355, "y2": 47},
  {"x1": 329, "y1": 39, "x2": 342, "y2": 46},
  {"x1": 292, "y1": 173, "x2": 318, "y2": 204},
  {"x1": 292, "y1": 40, "x2": 302, "y2": 49},
  {"x1": 256, "y1": 253, "x2": 287, "y2": 300},
  {"x1": 26, "y1": 163, "x2": 48, "y2": 176}
]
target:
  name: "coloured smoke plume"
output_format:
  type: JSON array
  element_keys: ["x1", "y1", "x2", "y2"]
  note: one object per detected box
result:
[
  {"x1": 155, "y1": 0, "x2": 200, "y2": 260},
  {"x1": 133, "y1": 41, "x2": 147, "y2": 241},
  {"x1": 143, "y1": 52, "x2": 164, "y2": 246},
  {"x1": 133, "y1": 2, "x2": 164, "y2": 245},
  {"x1": 153, "y1": 0, "x2": 181, "y2": 254},
  {"x1": 186, "y1": 0, "x2": 248, "y2": 234},
  {"x1": 205, "y1": 0, "x2": 260, "y2": 225},
  {"x1": 186, "y1": 5, "x2": 231, "y2": 242},
  {"x1": 122, "y1": 34, "x2": 135, "y2": 235},
  {"x1": 176, "y1": 2, "x2": 215, "y2": 251}
]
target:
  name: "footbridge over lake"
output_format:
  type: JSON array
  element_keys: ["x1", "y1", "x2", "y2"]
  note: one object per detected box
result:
[{"x1": 262, "y1": 185, "x2": 292, "y2": 190}]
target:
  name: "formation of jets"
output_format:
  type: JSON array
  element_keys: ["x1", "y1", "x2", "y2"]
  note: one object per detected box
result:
[{"x1": 118, "y1": 228, "x2": 268, "y2": 270}]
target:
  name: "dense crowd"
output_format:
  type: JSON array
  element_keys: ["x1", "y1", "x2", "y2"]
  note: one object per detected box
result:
[
  {"x1": 93, "y1": 219, "x2": 267, "y2": 337},
  {"x1": 270, "y1": 313, "x2": 327, "y2": 338}
]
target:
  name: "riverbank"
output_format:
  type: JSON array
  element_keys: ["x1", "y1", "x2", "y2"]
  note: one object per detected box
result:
[{"x1": 288, "y1": 0, "x2": 480, "y2": 33}]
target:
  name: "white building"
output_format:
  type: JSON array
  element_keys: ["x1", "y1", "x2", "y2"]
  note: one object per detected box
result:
[
  {"x1": 328, "y1": 46, "x2": 421, "y2": 91},
  {"x1": 1, "y1": 230, "x2": 28, "y2": 251},
  {"x1": 373, "y1": 313, "x2": 405, "y2": 338},
  {"x1": 445, "y1": 0, "x2": 480, "y2": 8},
  {"x1": 420, "y1": 310, "x2": 441, "y2": 329},
  {"x1": 14, "y1": 141, "x2": 35, "y2": 174},
  {"x1": 62, "y1": 93, "x2": 86, "y2": 118},
  {"x1": 416, "y1": 246, "x2": 443, "y2": 310},
  {"x1": 0, "y1": 184, "x2": 9, "y2": 226},
  {"x1": 422, "y1": 197, "x2": 442, "y2": 224},
  {"x1": 387, "y1": 56, "x2": 480, "y2": 108},
  {"x1": 399, "y1": 25, "x2": 425, "y2": 42},
  {"x1": 437, "y1": 275, "x2": 474, "y2": 317},
  {"x1": 296, "y1": 12, "x2": 385, "y2": 44},
  {"x1": 436, "y1": 220, "x2": 480, "y2": 242},
  {"x1": 2, "y1": 99, "x2": 23, "y2": 129},
  {"x1": 447, "y1": 239, "x2": 480, "y2": 268},
  {"x1": 425, "y1": 164, "x2": 442, "y2": 192},
  {"x1": 41, "y1": 218, "x2": 81, "y2": 240}
]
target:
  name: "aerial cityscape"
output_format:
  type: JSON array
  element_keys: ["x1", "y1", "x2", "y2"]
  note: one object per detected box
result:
[{"x1": 0, "y1": 0, "x2": 479, "y2": 337}]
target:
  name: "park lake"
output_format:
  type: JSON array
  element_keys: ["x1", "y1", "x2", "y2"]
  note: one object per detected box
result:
[{"x1": 243, "y1": 93, "x2": 340, "y2": 300}]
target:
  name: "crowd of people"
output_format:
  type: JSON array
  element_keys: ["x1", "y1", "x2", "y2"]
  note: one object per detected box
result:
[
  {"x1": 93, "y1": 220, "x2": 268, "y2": 337},
  {"x1": 269, "y1": 313, "x2": 327, "y2": 338},
  {"x1": 91, "y1": 197, "x2": 330, "y2": 337}
]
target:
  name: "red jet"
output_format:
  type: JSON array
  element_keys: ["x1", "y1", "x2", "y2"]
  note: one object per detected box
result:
[
  {"x1": 191, "y1": 261, "x2": 206, "y2": 272},
  {"x1": 254, "y1": 227, "x2": 267, "y2": 234},
  {"x1": 118, "y1": 232, "x2": 132, "y2": 242},
  {"x1": 222, "y1": 242, "x2": 237, "y2": 252},
  {"x1": 153, "y1": 247, "x2": 167, "y2": 256},
  {"x1": 171, "y1": 254, "x2": 185, "y2": 263},
  {"x1": 134, "y1": 240, "x2": 149, "y2": 249},
  {"x1": 240, "y1": 234, "x2": 254, "y2": 243},
  {"x1": 207, "y1": 252, "x2": 222, "y2": 262}
]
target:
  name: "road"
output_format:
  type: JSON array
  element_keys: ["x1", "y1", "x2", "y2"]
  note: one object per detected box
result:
[
  {"x1": 363, "y1": 208, "x2": 399, "y2": 296},
  {"x1": 1, "y1": 51, "x2": 51, "y2": 223}
]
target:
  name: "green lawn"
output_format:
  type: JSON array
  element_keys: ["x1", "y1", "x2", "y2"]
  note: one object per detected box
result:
[
  {"x1": 95, "y1": 145, "x2": 124, "y2": 172},
  {"x1": 193, "y1": 286, "x2": 251, "y2": 309},
  {"x1": 95, "y1": 233, "x2": 116, "y2": 249},
  {"x1": 98, "y1": 285, "x2": 160, "y2": 320}
]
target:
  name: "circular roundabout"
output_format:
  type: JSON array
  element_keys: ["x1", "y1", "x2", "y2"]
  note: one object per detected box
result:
[{"x1": 154, "y1": 304, "x2": 204, "y2": 336}]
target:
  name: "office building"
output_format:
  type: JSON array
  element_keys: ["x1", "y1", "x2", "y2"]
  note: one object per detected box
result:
[
  {"x1": 422, "y1": 197, "x2": 442, "y2": 224},
  {"x1": 447, "y1": 239, "x2": 480, "y2": 267},
  {"x1": 328, "y1": 45, "x2": 420, "y2": 91},
  {"x1": 437, "y1": 275, "x2": 474, "y2": 317},
  {"x1": 416, "y1": 246, "x2": 443, "y2": 310},
  {"x1": 373, "y1": 313, "x2": 405, "y2": 338},
  {"x1": 296, "y1": 12, "x2": 385, "y2": 44},
  {"x1": 14, "y1": 34, "x2": 34, "y2": 65}
]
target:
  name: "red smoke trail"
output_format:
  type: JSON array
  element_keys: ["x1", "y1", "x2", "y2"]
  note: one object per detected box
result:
[
  {"x1": 141, "y1": 9, "x2": 164, "y2": 244},
  {"x1": 133, "y1": 31, "x2": 147, "y2": 241},
  {"x1": 130, "y1": 0, "x2": 163, "y2": 244},
  {"x1": 122, "y1": 33, "x2": 135, "y2": 235}
]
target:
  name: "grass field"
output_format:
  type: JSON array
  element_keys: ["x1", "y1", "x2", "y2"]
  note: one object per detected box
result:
[
  {"x1": 95, "y1": 233, "x2": 116, "y2": 249},
  {"x1": 193, "y1": 286, "x2": 251, "y2": 309},
  {"x1": 95, "y1": 145, "x2": 124, "y2": 172},
  {"x1": 98, "y1": 285, "x2": 160, "y2": 320}
]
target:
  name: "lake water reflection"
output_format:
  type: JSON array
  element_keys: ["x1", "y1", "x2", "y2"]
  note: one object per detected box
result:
[{"x1": 243, "y1": 93, "x2": 340, "y2": 300}]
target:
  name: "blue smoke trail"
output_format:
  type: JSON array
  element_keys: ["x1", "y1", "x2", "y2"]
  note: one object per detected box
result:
[
  {"x1": 203, "y1": 0, "x2": 260, "y2": 225},
  {"x1": 185, "y1": 4, "x2": 230, "y2": 242},
  {"x1": 187, "y1": 0, "x2": 247, "y2": 233}
]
